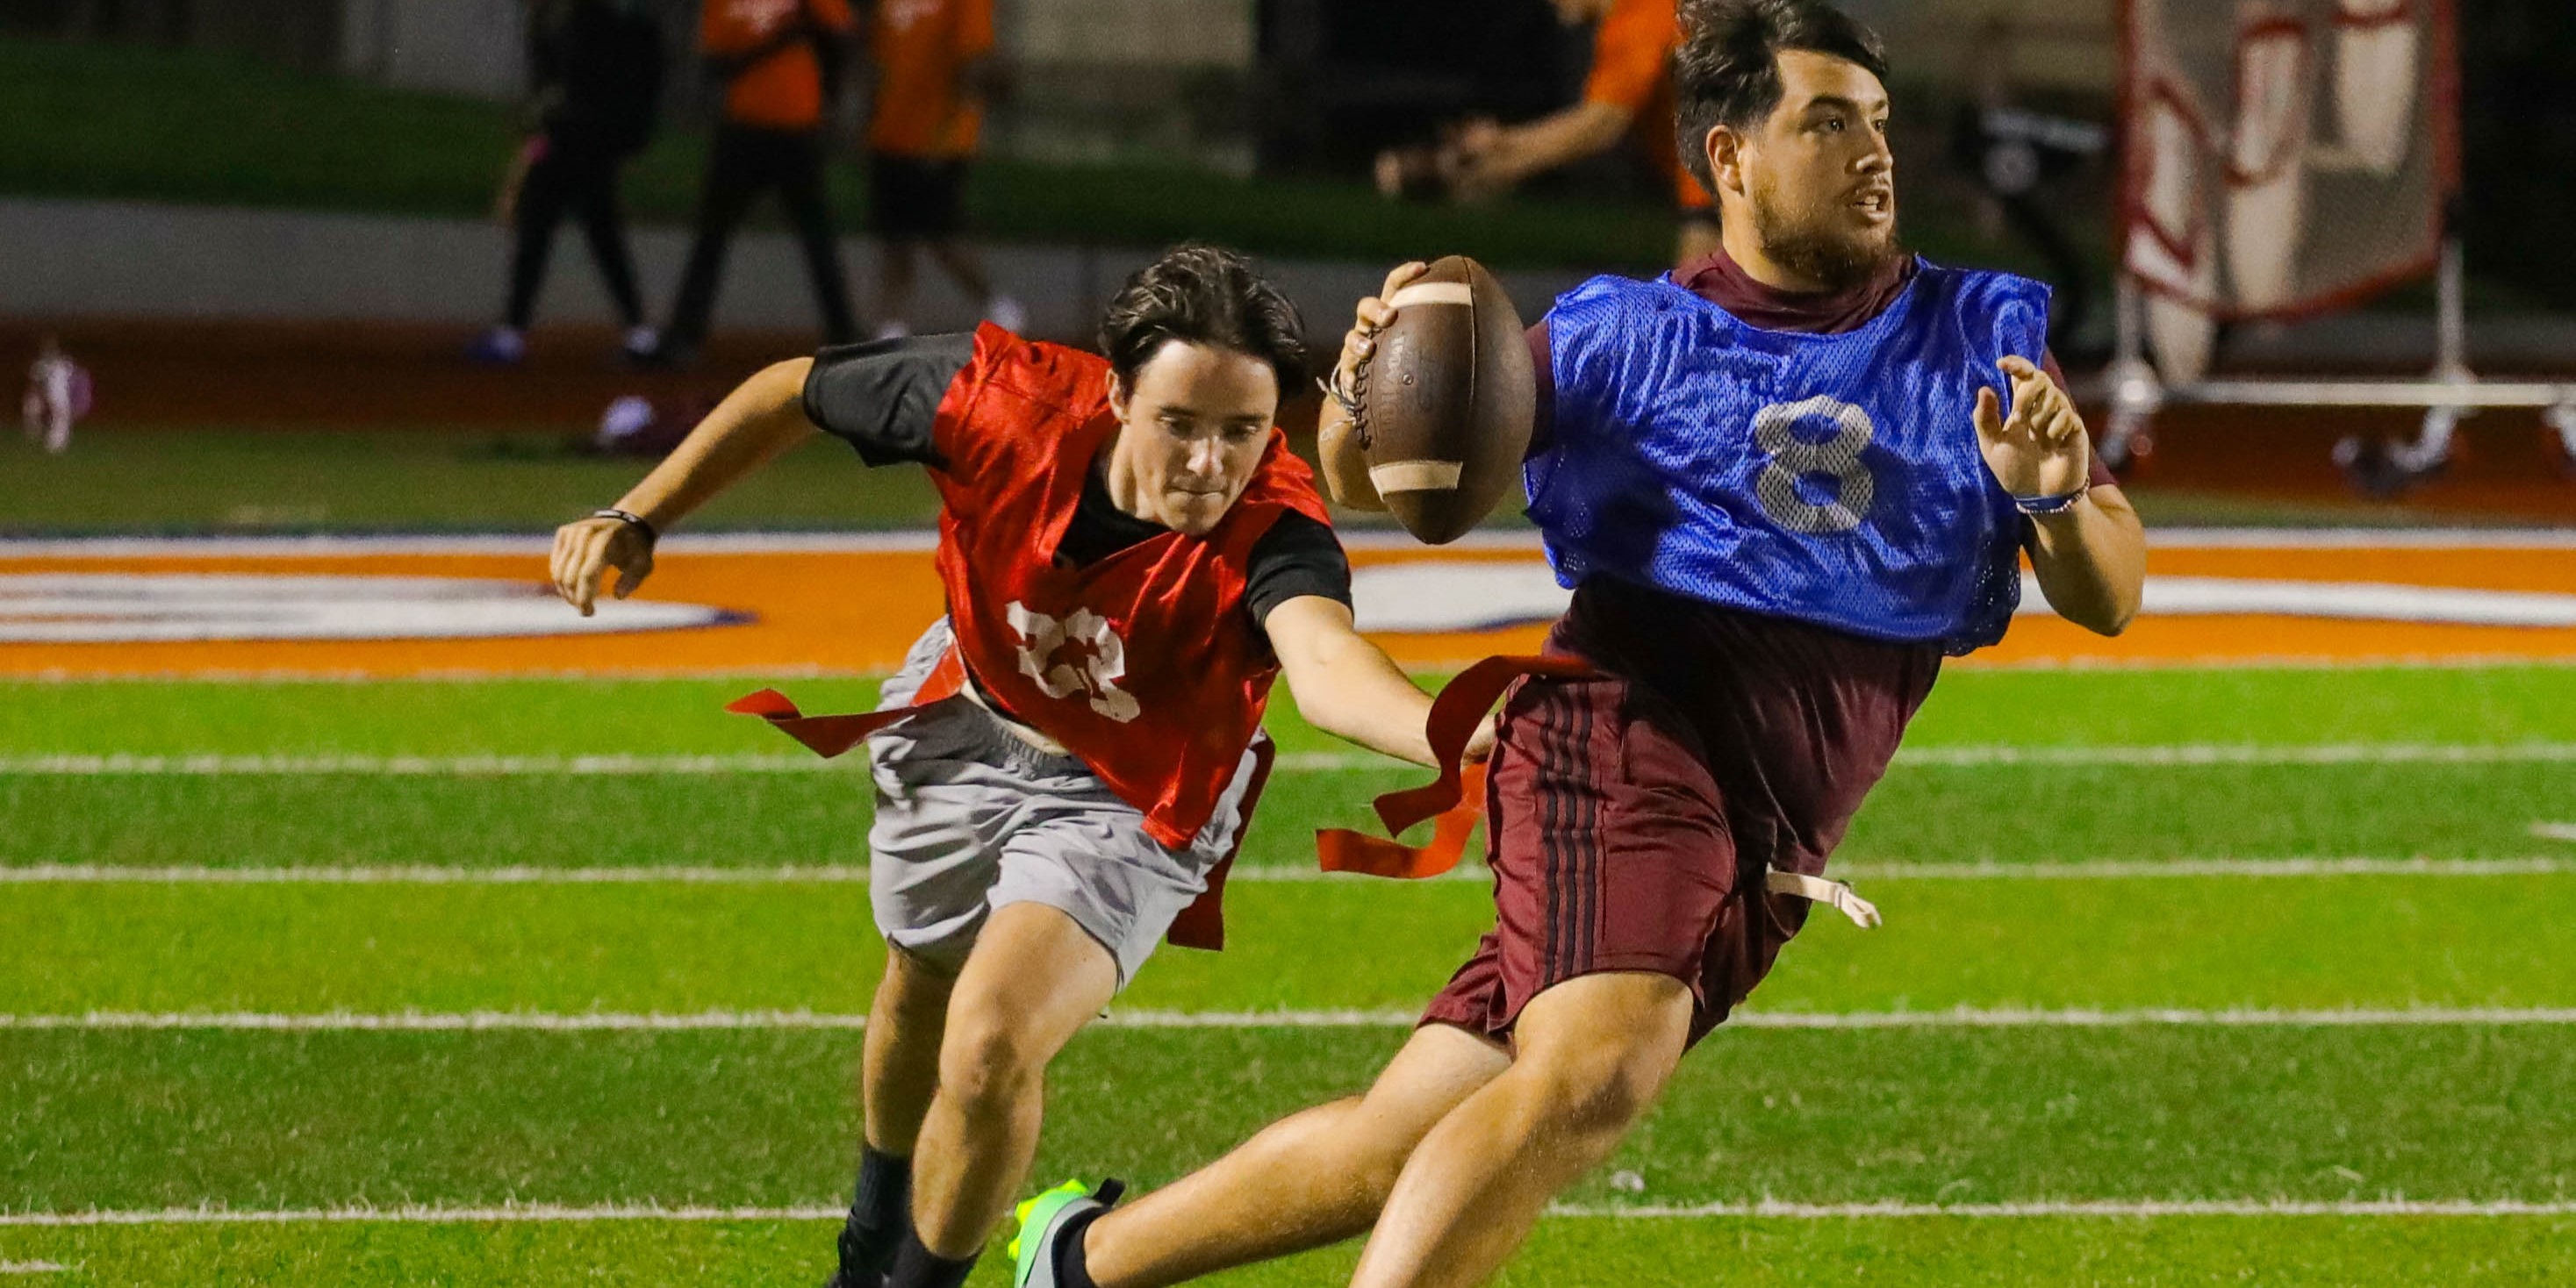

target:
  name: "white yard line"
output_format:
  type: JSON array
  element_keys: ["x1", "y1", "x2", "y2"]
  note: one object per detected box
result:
[
  {"x1": 0, "y1": 753, "x2": 840, "y2": 776},
  {"x1": 1832, "y1": 857, "x2": 2576, "y2": 878},
  {"x1": 8, "y1": 1005, "x2": 2575, "y2": 1034},
  {"x1": 5, "y1": 857, "x2": 2569, "y2": 885},
  {"x1": 2531, "y1": 822, "x2": 2576, "y2": 843},
  {"x1": 0, "y1": 1263, "x2": 68, "y2": 1275},
  {"x1": 1546, "y1": 1198, "x2": 2576, "y2": 1219},
  {"x1": 2, "y1": 1197, "x2": 2570, "y2": 1228},
  {"x1": 6, "y1": 741, "x2": 2575, "y2": 776},
  {"x1": 0, "y1": 1204, "x2": 848, "y2": 1227},
  {"x1": 1893, "y1": 742, "x2": 2576, "y2": 767},
  {"x1": 0, "y1": 864, "x2": 882, "y2": 884}
]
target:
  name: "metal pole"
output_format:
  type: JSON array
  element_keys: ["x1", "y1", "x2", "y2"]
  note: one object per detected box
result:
[
  {"x1": 2099, "y1": 270, "x2": 2162, "y2": 471},
  {"x1": 2433, "y1": 232, "x2": 2471, "y2": 384},
  {"x1": 2393, "y1": 232, "x2": 2472, "y2": 474}
]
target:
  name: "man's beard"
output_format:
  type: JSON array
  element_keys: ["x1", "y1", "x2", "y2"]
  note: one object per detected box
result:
[{"x1": 1750, "y1": 182, "x2": 1899, "y2": 292}]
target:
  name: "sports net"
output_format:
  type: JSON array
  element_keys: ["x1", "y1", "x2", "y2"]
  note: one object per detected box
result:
[{"x1": 2120, "y1": 0, "x2": 2458, "y2": 379}]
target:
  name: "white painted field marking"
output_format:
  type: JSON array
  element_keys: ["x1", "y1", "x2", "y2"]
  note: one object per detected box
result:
[
  {"x1": 6, "y1": 857, "x2": 2570, "y2": 884},
  {"x1": 1832, "y1": 857, "x2": 2576, "y2": 879},
  {"x1": 8, "y1": 741, "x2": 2574, "y2": 776},
  {"x1": 2532, "y1": 822, "x2": 2576, "y2": 843},
  {"x1": 10, "y1": 1005, "x2": 2575, "y2": 1034},
  {"x1": 0, "y1": 864, "x2": 879, "y2": 884},
  {"x1": 0, "y1": 753, "x2": 834, "y2": 776},
  {"x1": 1894, "y1": 742, "x2": 2576, "y2": 767},
  {"x1": 1353, "y1": 563, "x2": 2576, "y2": 633},
  {"x1": 1548, "y1": 1199, "x2": 2576, "y2": 1219},
  {"x1": 0, "y1": 1204, "x2": 849, "y2": 1227},
  {"x1": 0, "y1": 1262, "x2": 68, "y2": 1275},
  {"x1": 3, "y1": 1197, "x2": 2572, "y2": 1228},
  {"x1": 0, "y1": 574, "x2": 734, "y2": 644}
]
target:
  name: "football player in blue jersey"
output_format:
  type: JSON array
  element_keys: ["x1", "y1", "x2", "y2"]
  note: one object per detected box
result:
[{"x1": 1009, "y1": 4, "x2": 2146, "y2": 1286}]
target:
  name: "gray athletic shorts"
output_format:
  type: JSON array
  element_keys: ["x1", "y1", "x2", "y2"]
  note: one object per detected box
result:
[{"x1": 866, "y1": 619, "x2": 1263, "y2": 987}]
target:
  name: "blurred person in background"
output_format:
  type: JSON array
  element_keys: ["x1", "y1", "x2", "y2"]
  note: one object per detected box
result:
[
  {"x1": 865, "y1": 0, "x2": 1025, "y2": 340},
  {"x1": 471, "y1": 0, "x2": 666, "y2": 368},
  {"x1": 646, "y1": 0, "x2": 861, "y2": 367},
  {"x1": 21, "y1": 335, "x2": 92, "y2": 456},
  {"x1": 1378, "y1": 0, "x2": 1721, "y2": 267}
]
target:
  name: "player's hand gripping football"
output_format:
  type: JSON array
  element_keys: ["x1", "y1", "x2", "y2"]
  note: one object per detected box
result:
[
  {"x1": 1971, "y1": 355, "x2": 2092, "y2": 500},
  {"x1": 549, "y1": 515, "x2": 654, "y2": 617},
  {"x1": 1334, "y1": 261, "x2": 1431, "y2": 400},
  {"x1": 1317, "y1": 261, "x2": 1430, "y2": 510}
]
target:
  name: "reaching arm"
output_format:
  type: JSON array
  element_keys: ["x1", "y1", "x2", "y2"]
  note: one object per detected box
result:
[
  {"x1": 549, "y1": 359, "x2": 819, "y2": 615},
  {"x1": 1448, "y1": 101, "x2": 1633, "y2": 200},
  {"x1": 1972, "y1": 356, "x2": 2146, "y2": 636},
  {"x1": 1264, "y1": 596, "x2": 1439, "y2": 767}
]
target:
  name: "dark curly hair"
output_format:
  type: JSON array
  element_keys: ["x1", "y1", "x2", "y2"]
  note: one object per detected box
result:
[
  {"x1": 1673, "y1": 0, "x2": 1891, "y2": 191},
  {"x1": 1098, "y1": 244, "x2": 1307, "y2": 400}
]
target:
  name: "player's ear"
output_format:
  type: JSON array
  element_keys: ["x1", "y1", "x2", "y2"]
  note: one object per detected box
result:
[
  {"x1": 1706, "y1": 125, "x2": 1746, "y2": 198},
  {"x1": 1107, "y1": 369, "x2": 1131, "y2": 418}
]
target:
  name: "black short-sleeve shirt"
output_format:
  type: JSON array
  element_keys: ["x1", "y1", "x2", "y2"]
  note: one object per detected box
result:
[{"x1": 801, "y1": 334, "x2": 1353, "y2": 628}]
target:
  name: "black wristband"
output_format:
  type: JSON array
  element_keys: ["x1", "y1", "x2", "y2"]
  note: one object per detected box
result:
[{"x1": 592, "y1": 508, "x2": 657, "y2": 546}]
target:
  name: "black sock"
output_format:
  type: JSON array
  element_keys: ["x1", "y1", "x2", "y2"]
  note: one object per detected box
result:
[
  {"x1": 836, "y1": 1147, "x2": 910, "y2": 1279},
  {"x1": 1054, "y1": 1206, "x2": 1109, "y2": 1288},
  {"x1": 886, "y1": 1227, "x2": 978, "y2": 1288}
]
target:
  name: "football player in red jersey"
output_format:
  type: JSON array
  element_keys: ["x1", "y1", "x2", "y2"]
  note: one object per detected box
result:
[{"x1": 550, "y1": 246, "x2": 1454, "y2": 1288}]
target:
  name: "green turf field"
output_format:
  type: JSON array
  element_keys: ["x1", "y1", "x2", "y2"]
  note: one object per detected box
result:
[
  {"x1": 0, "y1": 427, "x2": 2521, "y2": 535},
  {"x1": 4, "y1": 658, "x2": 2575, "y2": 1284}
]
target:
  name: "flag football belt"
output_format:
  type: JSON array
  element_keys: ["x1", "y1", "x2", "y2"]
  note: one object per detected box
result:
[
  {"x1": 955, "y1": 668, "x2": 1075, "y2": 756},
  {"x1": 1317, "y1": 654, "x2": 1883, "y2": 929}
]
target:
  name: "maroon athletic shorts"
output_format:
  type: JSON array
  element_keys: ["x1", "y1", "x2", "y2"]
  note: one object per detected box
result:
[{"x1": 1421, "y1": 670, "x2": 1817, "y2": 1048}]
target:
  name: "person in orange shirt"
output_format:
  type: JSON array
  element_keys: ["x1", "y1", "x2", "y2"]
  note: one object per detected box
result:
[
  {"x1": 649, "y1": 0, "x2": 860, "y2": 366},
  {"x1": 1384, "y1": 0, "x2": 1721, "y2": 267},
  {"x1": 865, "y1": 0, "x2": 1023, "y2": 339}
]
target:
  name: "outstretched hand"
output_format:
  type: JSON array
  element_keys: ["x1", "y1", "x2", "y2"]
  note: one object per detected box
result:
[
  {"x1": 549, "y1": 516, "x2": 654, "y2": 617},
  {"x1": 1971, "y1": 355, "x2": 2092, "y2": 500}
]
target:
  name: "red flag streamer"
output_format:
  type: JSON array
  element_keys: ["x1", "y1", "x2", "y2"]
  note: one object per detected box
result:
[
  {"x1": 1316, "y1": 654, "x2": 1595, "y2": 879},
  {"x1": 728, "y1": 650, "x2": 968, "y2": 758}
]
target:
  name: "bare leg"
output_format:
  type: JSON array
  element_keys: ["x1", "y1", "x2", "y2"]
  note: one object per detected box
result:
[
  {"x1": 1347, "y1": 971, "x2": 1694, "y2": 1288},
  {"x1": 1082, "y1": 1024, "x2": 1510, "y2": 1288},
  {"x1": 926, "y1": 239, "x2": 996, "y2": 307},
  {"x1": 909, "y1": 901, "x2": 1119, "y2": 1258},
  {"x1": 863, "y1": 946, "x2": 955, "y2": 1154}
]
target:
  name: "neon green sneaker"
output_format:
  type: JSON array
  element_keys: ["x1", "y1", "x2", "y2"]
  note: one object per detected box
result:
[{"x1": 1009, "y1": 1177, "x2": 1125, "y2": 1288}]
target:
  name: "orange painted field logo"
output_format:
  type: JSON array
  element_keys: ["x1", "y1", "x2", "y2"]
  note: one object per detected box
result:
[{"x1": 3, "y1": 532, "x2": 2572, "y2": 676}]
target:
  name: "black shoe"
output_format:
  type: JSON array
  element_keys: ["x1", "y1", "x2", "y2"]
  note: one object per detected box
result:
[{"x1": 825, "y1": 1214, "x2": 899, "y2": 1288}]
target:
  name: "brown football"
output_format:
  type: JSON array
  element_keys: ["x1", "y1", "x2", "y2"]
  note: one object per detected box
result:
[{"x1": 1353, "y1": 255, "x2": 1535, "y2": 545}]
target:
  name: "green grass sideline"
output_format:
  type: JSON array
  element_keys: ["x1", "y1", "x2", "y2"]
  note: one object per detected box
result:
[
  {"x1": 8, "y1": 1027, "x2": 2573, "y2": 1212},
  {"x1": 5, "y1": 755, "x2": 2567, "y2": 870},
  {"x1": 9, "y1": 667, "x2": 2576, "y2": 758},
  {"x1": 5, "y1": 1215, "x2": 2571, "y2": 1288},
  {"x1": 4, "y1": 875, "x2": 2572, "y2": 1017}
]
